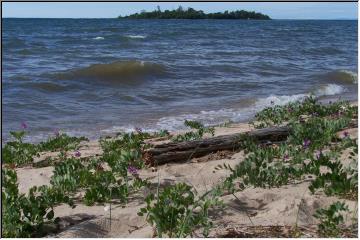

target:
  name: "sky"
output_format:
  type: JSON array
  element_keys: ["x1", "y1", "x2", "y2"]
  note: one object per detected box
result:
[{"x1": 2, "y1": 2, "x2": 358, "y2": 20}]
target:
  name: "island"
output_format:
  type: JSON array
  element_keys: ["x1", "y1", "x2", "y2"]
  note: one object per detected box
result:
[{"x1": 118, "y1": 6, "x2": 271, "y2": 20}]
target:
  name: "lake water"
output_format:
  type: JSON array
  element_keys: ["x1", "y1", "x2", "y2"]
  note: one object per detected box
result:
[{"x1": 2, "y1": 19, "x2": 358, "y2": 142}]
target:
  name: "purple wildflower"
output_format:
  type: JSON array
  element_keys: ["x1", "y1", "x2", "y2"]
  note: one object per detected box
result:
[
  {"x1": 303, "y1": 139, "x2": 311, "y2": 149},
  {"x1": 21, "y1": 122, "x2": 28, "y2": 129},
  {"x1": 315, "y1": 150, "x2": 322, "y2": 160},
  {"x1": 343, "y1": 131, "x2": 350, "y2": 138},
  {"x1": 54, "y1": 129, "x2": 60, "y2": 137},
  {"x1": 74, "y1": 150, "x2": 81, "y2": 157},
  {"x1": 128, "y1": 166, "x2": 138, "y2": 176},
  {"x1": 283, "y1": 154, "x2": 289, "y2": 161},
  {"x1": 135, "y1": 127, "x2": 142, "y2": 134},
  {"x1": 270, "y1": 100, "x2": 275, "y2": 105}
]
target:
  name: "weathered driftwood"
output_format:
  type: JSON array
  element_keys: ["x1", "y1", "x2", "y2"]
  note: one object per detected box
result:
[
  {"x1": 143, "y1": 126, "x2": 290, "y2": 166},
  {"x1": 144, "y1": 118, "x2": 358, "y2": 166}
]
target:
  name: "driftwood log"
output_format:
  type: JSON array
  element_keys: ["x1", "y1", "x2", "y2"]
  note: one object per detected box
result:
[
  {"x1": 143, "y1": 126, "x2": 290, "y2": 166},
  {"x1": 144, "y1": 119, "x2": 358, "y2": 166}
]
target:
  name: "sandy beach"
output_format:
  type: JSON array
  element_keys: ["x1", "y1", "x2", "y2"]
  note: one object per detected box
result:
[{"x1": 13, "y1": 115, "x2": 358, "y2": 238}]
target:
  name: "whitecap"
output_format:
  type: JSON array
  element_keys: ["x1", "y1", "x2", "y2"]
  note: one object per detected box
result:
[
  {"x1": 126, "y1": 35, "x2": 146, "y2": 39},
  {"x1": 154, "y1": 94, "x2": 308, "y2": 131},
  {"x1": 315, "y1": 84, "x2": 345, "y2": 96},
  {"x1": 93, "y1": 36, "x2": 104, "y2": 40}
]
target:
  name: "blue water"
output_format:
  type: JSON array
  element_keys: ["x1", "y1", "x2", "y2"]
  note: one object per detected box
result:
[{"x1": 2, "y1": 19, "x2": 358, "y2": 141}]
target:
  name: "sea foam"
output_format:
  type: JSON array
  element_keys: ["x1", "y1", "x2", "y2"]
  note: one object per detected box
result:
[
  {"x1": 93, "y1": 36, "x2": 105, "y2": 40},
  {"x1": 315, "y1": 84, "x2": 345, "y2": 96},
  {"x1": 126, "y1": 35, "x2": 146, "y2": 39}
]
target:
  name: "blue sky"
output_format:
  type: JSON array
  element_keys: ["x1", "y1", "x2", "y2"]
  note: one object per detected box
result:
[{"x1": 2, "y1": 2, "x2": 358, "y2": 19}]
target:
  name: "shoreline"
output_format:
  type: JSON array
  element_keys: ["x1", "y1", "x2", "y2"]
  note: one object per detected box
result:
[
  {"x1": 3, "y1": 97, "x2": 358, "y2": 238},
  {"x1": 3, "y1": 92, "x2": 358, "y2": 145}
]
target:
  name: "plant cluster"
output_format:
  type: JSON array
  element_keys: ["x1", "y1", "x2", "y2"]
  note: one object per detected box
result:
[
  {"x1": 252, "y1": 96, "x2": 356, "y2": 129},
  {"x1": 222, "y1": 97, "x2": 357, "y2": 198},
  {"x1": 38, "y1": 133, "x2": 88, "y2": 152},
  {"x1": 172, "y1": 120, "x2": 215, "y2": 142},
  {"x1": 313, "y1": 201, "x2": 349, "y2": 237},
  {"x1": 2, "y1": 129, "x2": 150, "y2": 236},
  {"x1": 138, "y1": 183, "x2": 223, "y2": 237},
  {"x1": 2, "y1": 168, "x2": 74, "y2": 237},
  {"x1": 2, "y1": 129, "x2": 88, "y2": 167}
]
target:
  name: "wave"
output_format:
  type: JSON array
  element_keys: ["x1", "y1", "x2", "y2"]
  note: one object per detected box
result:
[
  {"x1": 319, "y1": 70, "x2": 357, "y2": 84},
  {"x1": 302, "y1": 46, "x2": 344, "y2": 55},
  {"x1": 93, "y1": 36, "x2": 105, "y2": 40},
  {"x1": 51, "y1": 60, "x2": 166, "y2": 84},
  {"x1": 102, "y1": 84, "x2": 346, "y2": 133},
  {"x1": 315, "y1": 84, "x2": 345, "y2": 96},
  {"x1": 154, "y1": 94, "x2": 308, "y2": 131},
  {"x1": 153, "y1": 85, "x2": 347, "y2": 132},
  {"x1": 23, "y1": 82, "x2": 70, "y2": 92},
  {"x1": 126, "y1": 35, "x2": 146, "y2": 39}
]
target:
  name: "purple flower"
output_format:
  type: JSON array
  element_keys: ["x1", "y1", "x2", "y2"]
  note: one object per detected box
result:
[
  {"x1": 299, "y1": 116, "x2": 305, "y2": 123},
  {"x1": 343, "y1": 131, "x2": 350, "y2": 138},
  {"x1": 128, "y1": 166, "x2": 138, "y2": 176},
  {"x1": 270, "y1": 100, "x2": 275, "y2": 105},
  {"x1": 315, "y1": 150, "x2": 322, "y2": 160},
  {"x1": 283, "y1": 154, "x2": 289, "y2": 161},
  {"x1": 135, "y1": 127, "x2": 142, "y2": 134},
  {"x1": 21, "y1": 122, "x2": 28, "y2": 129},
  {"x1": 74, "y1": 150, "x2": 81, "y2": 157},
  {"x1": 303, "y1": 139, "x2": 311, "y2": 149},
  {"x1": 311, "y1": 112, "x2": 319, "y2": 117},
  {"x1": 54, "y1": 129, "x2": 60, "y2": 137}
]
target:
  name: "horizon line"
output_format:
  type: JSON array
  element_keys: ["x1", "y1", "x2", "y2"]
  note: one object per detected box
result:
[{"x1": 2, "y1": 17, "x2": 357, "y2": 20}]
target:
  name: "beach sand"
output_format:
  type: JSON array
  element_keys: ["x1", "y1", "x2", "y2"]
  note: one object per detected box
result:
[{"x1": 14, "y1": 118, "x2": 358, "y2": 238}]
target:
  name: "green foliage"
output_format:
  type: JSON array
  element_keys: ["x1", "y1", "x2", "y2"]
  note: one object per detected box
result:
[
  {"x1": 119, "y1": 6, "x2": 271, "y2": 20},
  {"x1": 288, "y1": 117, "x2": 351, "y2": 150},
  {"x1": 307, "y1": 139, "x2": 358, "y2": 199},
  {"x1": 2, "y1": 168, "x2": 74, "y2": 237},
  {"x1": 220, "y1": 142, "x2": 303, "y2": 192},
  {"x1": 172, "y1": 120, "x2": 215, "y2": 142},
  {"x1": 38, "y1": 133, "x2": 88, "y2": 152},
  {"x1": 252, "y1": 96, "x2": 356, "y2": 129},
  {"x1": 49, "y1": 131, "x2": 149, "y2": 206},
  {"x1": 138, "y1": 183, "x2": 222, "y2": 237},
  {"x1": 314, "y1": 201, "x2": 349, "y2": 237},
  {"x1": 2, "y1": 130, "x2": 88, "y2": 167},
  {"x1": 308, "y1": 154, "x2": 357, "y2": 197},
  {"x1": 222, "y1": 98, "x2": 358, "y2": 199},
  {"x1": 2, "y1": 131, "x2": 38, "y2": 166},
  {"x1": 50, "y1": 157, "x2": 89, "y2": 193}
]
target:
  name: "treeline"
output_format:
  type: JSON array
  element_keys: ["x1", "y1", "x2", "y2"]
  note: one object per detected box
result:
[{"x1": 118, "y1": 6, "x2": 271, "y2": 20}]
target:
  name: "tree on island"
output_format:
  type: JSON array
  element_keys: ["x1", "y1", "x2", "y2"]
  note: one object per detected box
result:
[{"x1": 118, "y1": 6, "x2": 271, "y2": 20}]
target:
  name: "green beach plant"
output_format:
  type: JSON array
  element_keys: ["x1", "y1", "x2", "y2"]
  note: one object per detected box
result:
[
  {"x1": 314, "y1": 201, "x2": 349, "y2": 237},
  {"x1": 222, "y1": 98, "x2": 358, "y2": 199},
  {"x1": 172, "y1": 120, "x2": 215, "y2": 142},
  {"x1": 38, "y1": 132, "x2": 88, "y2": 152},
  {"x1": 138, "y1": 182, "x2": 222, "y2": 237},
  {"x1": 2, "y1": 168, "x2": 74, "y2": 237},
  {"x1": 2, "y1": 130, "x2": 39, "y2": 166}
]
